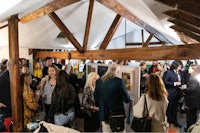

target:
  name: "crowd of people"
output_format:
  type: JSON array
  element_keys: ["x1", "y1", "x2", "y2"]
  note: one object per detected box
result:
[
  {"x1": 139, "y1": 60, "x2": 200, "y2": 132},
  {"x1": 0, "y1": 58, "x2": 200, "y2": 132}
]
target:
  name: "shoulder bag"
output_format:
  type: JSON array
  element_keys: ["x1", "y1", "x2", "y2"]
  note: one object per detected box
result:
[
  {"x1": 109, "y1": 111, "x2": 125, "y2": 132},
  {"x1": 131, "y1": 95, "x2": 152, "y2": 132}
]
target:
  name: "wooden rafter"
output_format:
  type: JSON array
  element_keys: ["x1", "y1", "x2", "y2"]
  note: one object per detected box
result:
[
  {"x1": 97, "y1": 0, "x2": 172, "y2": 43},
  {"x1": 142, "y1": 33, "x2": 154, "y2": 47},
  {"x1": 171, "y1": 25, "x2": 200, "y2": 42},
  {"x1": 28, "y1": 49, "x2": 34, "y2": 55},
  {"x1": 164, "y1": 9, "x2": 200, "y2": 28},
  {"x1": 168, "y1": 18, "x2": 200, "y2": 35},
  {"x1": 48, "y1": 12, "x2": 84, "y2": 53},
  {"x1": 176, "y1": 32, "x2": 199, "y2": 44},
  {"x1": 35, "y1": 44, "x2": 200, "y2": 60},
  {"x1": 153, "y1": 35, "x2": 166, "y2": 46},
  {"x1": 155, "y1": 0, "x2": 200, "y2": 17},
  {"x1": 0, "y1": 24, "x2": 8, "y2": 29},
  {"x1": 99, "y1": 14, "x2": 123, "y2": 49},
  {"x1": 20, "y1": 0, "x2": 80, "y2": 23},
  {"x1": 126, "y1": 41, "x2": 165, "y2": 46},
  {"x1": 83, "y1": 0, "x2": 94, "y2": 51}
]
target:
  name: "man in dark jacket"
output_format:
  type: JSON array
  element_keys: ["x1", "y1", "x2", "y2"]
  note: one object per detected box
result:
[
  {"x1": 163, "y1": 60, "x2": 182, "y2": 127},
  {"x1": 95, "y1": 64, "x2": 130, "y2": 132}
]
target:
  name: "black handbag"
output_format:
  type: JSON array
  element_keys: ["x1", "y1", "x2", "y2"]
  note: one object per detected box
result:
[
  {"x1": 109, "y1": 112, "x2": 125, "y2": 132},
  {"x1": 131, "y1": 95, "x2": 152, "y2": 132}
]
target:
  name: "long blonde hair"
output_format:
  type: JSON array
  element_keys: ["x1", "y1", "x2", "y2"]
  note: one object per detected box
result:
[
  {"x1": 20, "y1": 73, "x2": 32, "y2": 95},
  {"x1": 144, "y1": 73, "x2": 168, "y2": 101},
  {"x1": 101, "y1": 64, "x2": 119, "y2": 82},
  {"x1": 85, "y1": 72, "x2": 100, "y2": 90}
]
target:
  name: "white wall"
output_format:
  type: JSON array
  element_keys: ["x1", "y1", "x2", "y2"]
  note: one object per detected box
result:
[{"x1": 0, "y1": 46, "x2": 33, "y2": 73}]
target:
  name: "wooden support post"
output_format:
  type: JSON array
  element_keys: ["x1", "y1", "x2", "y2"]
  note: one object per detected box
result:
[{"x1": 8, "y1": 14, "x2": 23, "y2": 132}]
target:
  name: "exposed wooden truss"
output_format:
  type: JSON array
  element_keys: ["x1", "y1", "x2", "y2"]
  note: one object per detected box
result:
[
  {"x1": 176, "y1": 32, "x2": 199, "y2": 44},
  {"x1": 164, "y1": 9, "x2": 200, "y2": 28},
  {"x1": 168, "y1": 18, "x2": 200, "y2": 35},
  {"x1": 97, "y1": 0, "x2": 172, "y2": 44},
  {"x1": 20, "y1": 0, "x2": 80, "y2": 23},
  {"x1": 48, "y1": 12, "x2": 84, "y2": 53},
  {"x1": 18, "y1": 0, "x2": 200, "y2": 58},
  {"x1": 155, "y1": 0, "x2": 200, "y2": 44},
  {"x1": 170, "y1": 25, "x2": 200, "y2": 42},
  {"x1": 99, "y1": 14, "x2": 123, "y2": 49},
  {"x1": 35, "y1": 44, "x2": 200, "y2": 60},
  {"x1": 155, "y1": 0, "x2": 200, "y2": 17},
  {"x1": 0, "y1": 24, "x2": 8, "y2": 29},
  {"x1": 142, "y1": 33, "x2": 154, "y2": 47},
  {"x1": 83, "y1": 0, "x2": 94, "y2": 51}
]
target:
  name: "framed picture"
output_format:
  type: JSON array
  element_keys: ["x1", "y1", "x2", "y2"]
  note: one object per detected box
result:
[
  {"x1": 120, "y1": 66, "x2": 140, "y2": 104},
  {"x1": 122, "y1": 72, "x2": 131, "y2": 91},
  {"x1": 87, "y1": 64, "x2": 92, "y2": 74},
  {"x1": 79, "y1": 63, "x2": 85, "y2": 72}
]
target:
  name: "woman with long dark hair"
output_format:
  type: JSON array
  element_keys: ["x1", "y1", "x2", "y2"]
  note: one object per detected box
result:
[
  {"x1": 133, "y1": 74, "x2": 169, "y2": 132},
  {"x1": 48, "y1": 70, "x2": 76, "y2": 127}
]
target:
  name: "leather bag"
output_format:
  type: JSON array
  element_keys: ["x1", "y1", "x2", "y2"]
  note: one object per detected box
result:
[
  {"x1": 109, "y1": 112, "x2": 125, "y2": 132},
  {"x1": 131, "y1": 95, "x2": 152, "y2": 132}
]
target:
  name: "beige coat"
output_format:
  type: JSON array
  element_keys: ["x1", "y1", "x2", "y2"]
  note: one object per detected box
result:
[{"x1": 133, "y1": 94, "x2": 169, "y2": 132}]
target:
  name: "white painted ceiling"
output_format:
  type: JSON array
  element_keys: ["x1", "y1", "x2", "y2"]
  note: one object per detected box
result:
[{"x1": 0, "y1": 0, "x2": 182, "y2": 50}]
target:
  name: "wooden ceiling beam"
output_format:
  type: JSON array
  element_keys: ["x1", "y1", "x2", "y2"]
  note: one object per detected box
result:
[
  {"x1": 126, "y1": 41, "x2": 165, "y2": 46},
  {"x1": 142, "y1": 33, "x2": 154, "y2": 47},
  {"x1": 164, "y1": 9, "x2": 200, "y2": 28},
  {"x1": 83, "y1": 0, "x2": 94, "y2": 51},
  {"x1": 97, "y1": 0, "x2": 172, "y2": 44},
  {"x1": 99, "y1": 14, "x2": 123, "y2": 49},
  {"x1": 35, "y1": 44, "x2": 200, "y2": 60},
  {"x1": 20, "y1": 0, "x2": 80, "y2": 23},
  {"x1": 171, "y1": 25, "x2": 200, "y2": 42},
  {"x1": 48, "y1": 12, "x2": 84, "y2": 53},
  {"x1": 155, "y1": 0, "x2": 200, "y2": 17},
  {"x1": 168, "y1": 18, "x2": 200, "y2": 35}
]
